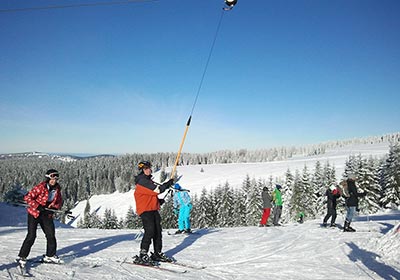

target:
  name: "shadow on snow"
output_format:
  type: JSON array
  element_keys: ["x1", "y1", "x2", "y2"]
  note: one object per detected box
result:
[
  {"x1": 165, "y1": 228, "x2": 218, "y2": 258},
  {"x1": 346, "y1": 242, "x2": 400, "y2": 280}
]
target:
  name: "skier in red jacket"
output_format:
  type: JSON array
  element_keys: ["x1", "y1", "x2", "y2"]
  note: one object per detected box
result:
[{"x1": 17, "y1": 169, "x2": 64, "y2": 269}]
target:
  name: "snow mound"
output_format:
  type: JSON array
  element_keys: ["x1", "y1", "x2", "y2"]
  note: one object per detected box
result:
[{"x1": 374, "y1": 222, "x2": 400, "y2": 262}]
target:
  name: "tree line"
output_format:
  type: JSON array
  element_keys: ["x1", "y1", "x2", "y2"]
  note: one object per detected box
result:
[
  {"x1": 75, "y1": 143, "x2": 400, "y2": 229},
  {"x1": 1, "y1": 134, "x2": 399, "y2": 229}
]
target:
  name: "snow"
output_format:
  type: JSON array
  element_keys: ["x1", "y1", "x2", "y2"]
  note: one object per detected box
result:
[
  {"x1": 1, "y1": 141, "x2": 398, "y2": 279},
  {"x1": 70, "y1": 142, "x2": 390, "y2": 227},
  {"x1": 0, "y1": 203, "x2": 399, "y2": 279}
]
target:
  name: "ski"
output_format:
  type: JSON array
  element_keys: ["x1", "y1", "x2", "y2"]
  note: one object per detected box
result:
[
  {"x1": 166, "y1": 261, "x2": 206, "y2": 270},
  {"x1": 167, "y1": 230, "x2": 199, "y2": 235},
  {"x1": 16, "y1": 260, "x2": 33, "y2": 278},
  {"x1": 121, "y1": 260, "x2": 187, "y2": 274}
]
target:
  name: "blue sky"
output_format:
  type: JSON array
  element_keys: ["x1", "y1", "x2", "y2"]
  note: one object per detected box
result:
[{"x1": 1, "y1": 0, "x2": 399, "y2": 154}]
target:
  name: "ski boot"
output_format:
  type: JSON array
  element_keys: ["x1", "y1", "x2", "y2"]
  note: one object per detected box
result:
[
  {"x1": 150, "y1": 252, "x2": 174, "y2": 263},
  {"x1": 175, "y1": 229, "x2": 184, "y2": 234},
  {"x1": 133, "y1": 251, "x2": 155, "y2": 266},
  {"x1": 330, "y1": 223, "x2": 336, "y2": 228},
  {"x1": 184, "y1": 228, "x2": 192, "y2": 234},
  {"x1": 43, "y1": 255, "x2": 64, "y2": 264},
  {"x1": 16, "y1": 257, "x2": 28, "y2": 276}
]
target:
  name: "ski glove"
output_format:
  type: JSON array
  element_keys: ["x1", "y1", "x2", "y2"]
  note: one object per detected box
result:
[
  {"x1": 166, "y1": 179, "x2": 174, "y2": 187},
  {"x1": 173, "y1": 208, "x2": 179, "y2": 215},
  {"x1": 37, "y1": 205, "x2": 45, "y2": 212}
]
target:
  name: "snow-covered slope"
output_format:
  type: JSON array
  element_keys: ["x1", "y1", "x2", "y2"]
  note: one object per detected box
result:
[
  {"x1": 1, "y1": 203, "x2": 399, "y2": 279},
  {"x1": 69, "y1": 142, "x2": 390, "y2": 227}
]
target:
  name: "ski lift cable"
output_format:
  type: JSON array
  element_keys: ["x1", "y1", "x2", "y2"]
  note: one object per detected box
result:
[
  {"x1": 0, "y1": 0, "x2": 158, "y2": 13},
  {"x1": 170, "y1": 2, "x2": 237, "y2": 179}
]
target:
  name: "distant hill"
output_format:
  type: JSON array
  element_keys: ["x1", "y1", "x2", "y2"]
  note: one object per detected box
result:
[{"x1": 0, "y1": 151, "x2": 116, "y2": 162}]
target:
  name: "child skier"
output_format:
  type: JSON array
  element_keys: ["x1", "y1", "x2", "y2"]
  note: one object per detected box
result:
[
  {"x1": 322, "y1": 184, "x2": 341, "y2": 227},
  {"x1": 173, "y1": 183, "x2": 193, "y2": 234}
]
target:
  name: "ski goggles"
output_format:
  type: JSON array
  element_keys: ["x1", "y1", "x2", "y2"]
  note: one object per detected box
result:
[{"x1": 46, "y1": 173, "x2": 60, "y2": 179}]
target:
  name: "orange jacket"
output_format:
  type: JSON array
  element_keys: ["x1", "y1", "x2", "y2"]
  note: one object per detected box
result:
[{"x1": 134, "y1": 184, "x2": 160, "y2": 216}]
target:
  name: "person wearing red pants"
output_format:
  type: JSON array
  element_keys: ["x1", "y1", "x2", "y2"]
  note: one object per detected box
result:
[{"x1": 260, "y1": 186, "x2": 273, "y2": 226}]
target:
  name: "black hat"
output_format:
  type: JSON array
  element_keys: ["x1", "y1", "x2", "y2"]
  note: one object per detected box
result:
[
  {"x1": 46, "y1": 169, "x2": 59, "y2": 176},
  {"x1": 276, "y1": 184, "x2": 282, "y2": 190},
  {"x1": 138, "y1": 161, "x2": 151, "y2": 170}
]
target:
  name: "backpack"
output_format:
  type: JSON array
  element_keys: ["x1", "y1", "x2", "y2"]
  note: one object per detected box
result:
[{"x1": 339, "y1": 180, "x2": 350, "y2": 198}]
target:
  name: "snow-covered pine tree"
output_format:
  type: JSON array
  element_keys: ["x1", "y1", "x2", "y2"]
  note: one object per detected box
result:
[
  {"x1": 216, "y1": 182, "x2": 235, "y2": 227},
  {"x1": 281, "y1": 169, "x2": 294, "y2": 223},
  {"x1": 2, "y1": 183, "x2": 26, "y2": 203},
  {"x1": 357, "y1": 157, "x2": 381, "y2": 214},
  {"x1": 196, "y1": 188, "x2": 215, "y2": 228},
  {"x1": 289, "y1": 170, "x2": 302, "y2": 222},
  {"x1": 102, "y1": 208, "x2": 119, "y2": 229},
  {"x1": 244, "y1": 177, "x2": 261, "y2": 226},
  {"x1": 380, "y1": 143, "x2": 400, "y2": 208},
  {"x1": 125, "y1": 206, "x2": 140, "y2": 229},
  {"x1": 232, "y1": 187, "x2": 246, "y2": 226},
  {"x1": 160, "y1": 195, "x2": 176, "y2": 229},
  {"x1": 299, "y1": 165, "x2": 313, "y2": 219},
  {"x1": 311, "y1": 161, "x2": 324, "y2": 218}
]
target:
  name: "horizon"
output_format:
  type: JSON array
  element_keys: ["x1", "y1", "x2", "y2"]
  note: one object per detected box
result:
[
  {"x1": 1, "y1": 131, "x2": 398, "y2": 156},
  {"x1": 1, "y1": 0, "x2": 400, "y2": 154}
]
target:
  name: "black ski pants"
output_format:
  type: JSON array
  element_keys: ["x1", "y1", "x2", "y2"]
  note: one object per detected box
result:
[
  {"x1": 323, "y1": 206, "x2": 337, "y2": 225},
  {"x1": 19, "y1": 212, "x2": 56, "y2": 258},
  {"x1": 140, "y1": 210, "x2": 162, "y2": 254}
]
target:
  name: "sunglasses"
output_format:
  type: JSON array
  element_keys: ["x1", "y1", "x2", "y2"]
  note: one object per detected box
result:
[{"x1": 47, "y1": 173, "x2": 60, "y2": 179}]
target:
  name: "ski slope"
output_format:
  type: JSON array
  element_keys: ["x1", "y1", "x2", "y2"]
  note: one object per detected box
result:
[{"x1": 0, "y1": 203, "x2": 399, "y2": 279}]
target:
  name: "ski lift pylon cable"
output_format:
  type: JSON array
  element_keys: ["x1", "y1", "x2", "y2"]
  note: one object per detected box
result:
[
  {"x1": 0, "y1": 0, "x2": 157, "y2": 13},
  {"x1": 170, "y1": 2, "x2": 236, "y2": 179}
]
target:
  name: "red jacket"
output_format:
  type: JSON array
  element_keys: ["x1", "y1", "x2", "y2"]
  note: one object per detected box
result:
[{"x1": 24, "y1": 181, "x2": 62, "y2": 218}]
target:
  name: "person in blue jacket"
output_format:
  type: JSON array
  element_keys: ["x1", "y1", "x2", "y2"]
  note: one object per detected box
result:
[{"x1": 173, "y1": 184, "x2": 192, "y2": 234}]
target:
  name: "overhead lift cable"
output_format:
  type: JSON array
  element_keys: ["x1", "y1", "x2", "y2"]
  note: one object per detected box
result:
[{"x1": 170, "y1": 0, "x2": 238, "y2": 179}]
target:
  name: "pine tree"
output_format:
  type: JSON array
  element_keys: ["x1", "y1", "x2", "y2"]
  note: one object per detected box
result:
[
  {"x1": 125, "y1": 206, "x2": 140, "y2": 229},
  {"x1": 380, "y1": 143, "x2": 400, "y2": 208},
  {"x1": 196, "y1": 188, "x2": 215, "y2": 228},
  {"x1": 102, "y1": 208, "x2": 119, "y2": 229},
  {"x1": 244, "y1": 178, "x2": 261, "y2": 226},
  {"x1": 281, "y1": 169, "x2": 294, "y2": 223},
  {"x1": 160, "y1": 195, "x2": 176, "y2": 229},
  {"x1": 357, "y1": 157, "x2": 380, "y2": 214},
  {"x1": 311, "y1": 161, "x2": 323, "y2": 217},
  {"x1": 289, "y1": 170, "x2": 302, "y2": 222},
  {"x1": 232, "y1": 188, "x2": 246, "y2": 226},
  {"x1": 216, "y1": 182, "x2": 235, "y2": 227}
]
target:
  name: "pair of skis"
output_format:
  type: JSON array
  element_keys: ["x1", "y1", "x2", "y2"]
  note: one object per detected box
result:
[{"x1": 120, "y1": 258, "x2": 205, "y2": 274}]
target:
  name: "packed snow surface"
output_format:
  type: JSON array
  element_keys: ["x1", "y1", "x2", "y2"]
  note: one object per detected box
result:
[{"x1": 1, "y1": 203, "x2": 399, "y2": 279}]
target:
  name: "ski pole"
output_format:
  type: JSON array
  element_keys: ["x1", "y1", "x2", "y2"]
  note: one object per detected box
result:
[{"x1": 10, "y1": 202, "x2": 75, "y2": 218}]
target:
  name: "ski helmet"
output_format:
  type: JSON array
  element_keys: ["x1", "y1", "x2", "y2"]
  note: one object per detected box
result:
[
  {"x1": 174, "y1": 183, "x2": 182, "y2": 191},
  {"x1": 138, "y1": 161, "x2": 151, "y2": 170},
  {"x1": 45, "y1": 169, "x2": 59, "y2": 180}
]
